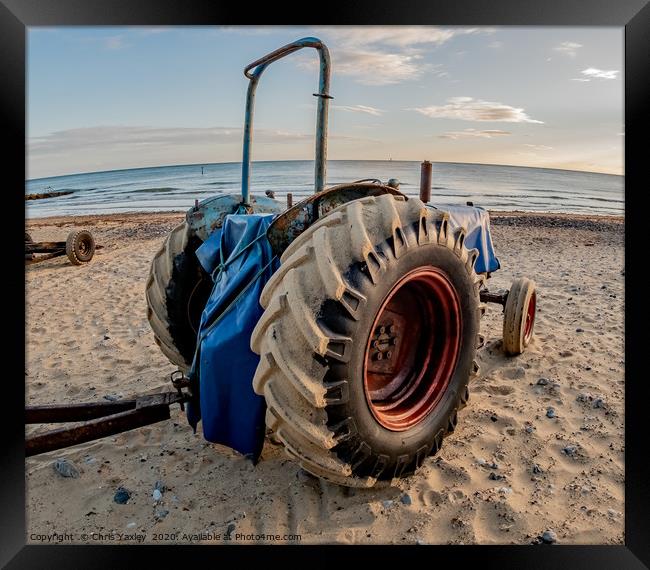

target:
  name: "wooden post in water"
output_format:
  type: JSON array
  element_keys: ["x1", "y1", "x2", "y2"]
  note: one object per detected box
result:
[{"x1": 420, "y1": 161, "x2": 432, "y2": 203}]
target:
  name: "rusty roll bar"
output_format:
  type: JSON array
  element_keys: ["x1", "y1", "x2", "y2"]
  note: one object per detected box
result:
[{"x1": 241, "y1": 37, "x2": 332, "y2": 205}]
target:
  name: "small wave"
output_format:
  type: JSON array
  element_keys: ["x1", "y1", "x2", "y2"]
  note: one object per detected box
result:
[{"x1": 130, "y1": 187, "x2": 180, "y2": 194}]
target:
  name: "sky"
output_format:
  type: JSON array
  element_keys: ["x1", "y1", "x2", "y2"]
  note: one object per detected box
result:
[{"x1": 27, "y1": 26, "x2": 624, "y2": 179}]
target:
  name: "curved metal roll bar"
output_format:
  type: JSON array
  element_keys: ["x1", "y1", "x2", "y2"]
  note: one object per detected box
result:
[{"x1": 241, "y1": 37, "x2": 332, "y2": 205}]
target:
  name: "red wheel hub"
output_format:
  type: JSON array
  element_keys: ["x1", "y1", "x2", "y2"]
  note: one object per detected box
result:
[
  {"x1": 523, "y1": 290, "x2": 536, "y2": 344},
  {"x1": 363, "y1": 267, "x2": 462, "y2": 431}
]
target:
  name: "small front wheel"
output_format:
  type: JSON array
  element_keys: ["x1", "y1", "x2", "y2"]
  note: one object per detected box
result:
[
  {"x1": 503, "y1": 277, "x2": 536, "y2": 355},
  {"x1": 66, "y1": 230, "x2": 96, "y2": 265}
]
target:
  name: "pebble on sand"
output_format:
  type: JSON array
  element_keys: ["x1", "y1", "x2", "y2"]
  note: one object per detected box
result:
[
  {"x1": 546, "y1": 407, "x2": 556, "y2": 418},
  {"x1": 154, "y1": 509, "x2": 170, "y2": 521},
  {"x1": 562, "y1": 445, "x2": 578, "y2": 457},
  {"x1": 537, "y1": 378, "x2": 549, "y2": 386},
  {"x1": 152, "y1": 489, "x2": 163, "y2": 502},
  {"x1": 53, "y1": 458, "x2": 80, "y2": 478},
  {"x1": 114, "y1": 487, "x2": 131, "y2": 504},
  {"x1": 103, "y1": 393, "x2": 122, "y2": 402},
  {"x1": 400, "y1": 494, "x2": 413, "y2": 506},
  {"x1": 225, "y1": 523, "x2": 236, "y2": 540},
  {"x1": 541, "y1": 530, "x2": 558, "y2": 544}
]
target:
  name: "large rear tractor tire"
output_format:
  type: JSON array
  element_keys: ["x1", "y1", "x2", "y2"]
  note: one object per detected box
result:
[
  {"x1": 251, "y1": 194, "x2": 484, "y2": 487},
  {"x1": 502, "y1": 277, "x2": 537, "y2": 355},
  {"x1": 145, "y1": 222, "x2": 212, "y2": 371}
]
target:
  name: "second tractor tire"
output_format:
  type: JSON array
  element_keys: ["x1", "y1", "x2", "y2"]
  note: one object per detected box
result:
[
  {"x1": 251, "y1": 194, "x2": 484, "y2": 487},
  {"x1": 145, "y1": 222, "x2": 212, "y2": 371}
]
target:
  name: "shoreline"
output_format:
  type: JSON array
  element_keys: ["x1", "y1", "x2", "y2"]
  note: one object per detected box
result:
[{"x1": 26, "y1": 208, "x2": 624, "y2": 227}]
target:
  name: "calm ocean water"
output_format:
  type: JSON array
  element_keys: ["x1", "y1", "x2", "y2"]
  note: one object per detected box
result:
[{"x1": 25, "y1": 160, "x2": 624, "y2": 219}]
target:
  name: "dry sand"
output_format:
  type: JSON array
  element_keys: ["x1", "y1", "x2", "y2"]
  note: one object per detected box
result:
[{"x1": 25, "y1": 210, "x2": 624, "y2": 545}]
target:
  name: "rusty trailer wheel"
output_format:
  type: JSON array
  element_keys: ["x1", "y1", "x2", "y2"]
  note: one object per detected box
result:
[
  {"x1": 251, "y1": 194, "x2": 483, "y2": 487},
  {"x1": 502, "y1": 277, "x2": 537, "y2": 355},
  {"x1": 65, "y1": 230, "x2": 95, "y2": 265}
]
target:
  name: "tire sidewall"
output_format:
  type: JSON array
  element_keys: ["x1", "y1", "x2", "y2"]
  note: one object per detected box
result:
[
  {"x1": 74, "y1": 231, "x2": 95, "y2": 262},
  {"x1": 329, "y1": 240, "x2": 479, "y2": 465}
]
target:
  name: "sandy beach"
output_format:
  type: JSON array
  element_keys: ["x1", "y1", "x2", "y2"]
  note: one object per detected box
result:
[{"x1": 25, "y1": 209, "x2": 624, "y2": 545}]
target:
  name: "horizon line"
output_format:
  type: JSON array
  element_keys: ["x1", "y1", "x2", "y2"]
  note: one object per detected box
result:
[{"x1": 27, "y1": 158, "x2": 624, "y2": 183}]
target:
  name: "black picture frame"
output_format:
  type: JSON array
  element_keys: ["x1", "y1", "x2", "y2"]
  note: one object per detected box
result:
[{"x1": 4, "y1": 1, "x2": 649, "y2": 567}]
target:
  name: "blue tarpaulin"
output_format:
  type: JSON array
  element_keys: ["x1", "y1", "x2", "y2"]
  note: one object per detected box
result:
[
  {"x1": 435, "y1": 204, "x2": 500, "y2": 274},
  {"x1": 186, "y1": 214, "x2": 279, "y2": 460},
  {"x1": 186, "y1": 204, "x2": 498, "y2": 462}
]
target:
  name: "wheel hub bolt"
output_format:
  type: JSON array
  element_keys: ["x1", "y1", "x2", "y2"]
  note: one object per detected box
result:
[
  {"x1": 385, "y1": 351, "x2": 392, "y2": 360},
  {"x1": 374, "y1": 352, "x2": 383, "y2": 361}
]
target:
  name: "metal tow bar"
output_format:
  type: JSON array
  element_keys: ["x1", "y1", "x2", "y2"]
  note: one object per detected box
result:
[{"x1": 25, "y1": 380, "x2": 191, "y2": 457}]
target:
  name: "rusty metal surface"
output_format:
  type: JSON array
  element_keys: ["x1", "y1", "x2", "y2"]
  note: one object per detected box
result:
[
  {"x1": 479, "y1": 289, "x2": 509, "y2": 306},
  {"x1": 25, "y1": 242, "x2": 66, "y2": 253},
  {"x1": 267, "y1": 183, "x2": 406, "y2": 257},
  {"x1": 26, "y1": 406, "x2": 172, "y2": 457},
  {"x1": 420, "y1": 160, "x2": 432, "y2": 203},
  {"x1": 186, "y1": 192, "x2": 285, "y2": 243},
  {"x1": 25, "y1": 391, "x2": 187, "y2": 457},
  {"x1": 363, "y1": 267, "x2": 462, "y2": 431},
  {"x1": 241, "y1": 37, "x2": 331, "y2": 200},
  {"x1": 25, "y1": 252, "x2": 65, "y2": 264},
  {"x1": 26, "y1": 400, "x2": 137, "y2": 423}
]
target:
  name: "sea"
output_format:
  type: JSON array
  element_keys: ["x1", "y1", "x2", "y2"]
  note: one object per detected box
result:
[{"x1": 25, "y1": 160, "x2": 624, "y2": 219}]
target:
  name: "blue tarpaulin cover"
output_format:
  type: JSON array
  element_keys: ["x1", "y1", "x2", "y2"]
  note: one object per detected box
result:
[
  {"x1": 186, "y1": 204, "x2": 498, "y2": 461},
  {"x1": 186, "y1": 214, "x2": 279, "y2": 460},
  {"x1": 435, "y1": 204, "x2": 500, "y2": 274}
]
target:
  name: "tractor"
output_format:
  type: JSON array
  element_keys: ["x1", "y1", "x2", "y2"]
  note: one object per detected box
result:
[{"x1": 143, "y1": 38, "x2": 537, "y2": 488}]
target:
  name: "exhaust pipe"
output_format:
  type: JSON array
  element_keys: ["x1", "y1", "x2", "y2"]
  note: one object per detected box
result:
[{"x1": 419, "y1": 160, "x2": 432, "y2": 203}]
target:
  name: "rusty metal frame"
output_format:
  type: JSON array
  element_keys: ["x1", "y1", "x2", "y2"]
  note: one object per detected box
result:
[
  {"x1": 25, "y1": 240, "x2": 103, "y2": 265},
  {"x1": 266, "y1": 182, "x2": 406, "y2": 256},
  {"x1": 479, "y1": 288, "x2": 509, "y2": 306},
  {"x1": 241, "y1": 37, "x2": 332, "y2": 205},
  {"x1": 25, "y1": 391, "x2": 188, "y2": 457}
]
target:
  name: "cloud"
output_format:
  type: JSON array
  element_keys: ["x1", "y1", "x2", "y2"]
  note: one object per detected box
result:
[
  {"x1": 323, "y1": 50, "x2": 426, "y2": 84},
  {"x1": 137, "y1": 28, "x2": 172, "y2": 36},
  {"x1": 571, "y1": 78, "x2": 591, "y2": 82},
  {"x1": 28, "y1": 125, "x2": 373, "y2": 156},
  {"x1": 28, "y1": 125, "x2": 379, "y2": 177},
  {"x1": 298, "y1": 49, "x2": 447, "y2": 85},
  {"x1": 554, "y1": 41, "x2": 583, "y2": 57},
  {"x1": 29, "y1": 126, "x2": 310, "y2": 155},
  {"x1": 438, "y1": 128, "x2": 511, "y2": 139},
  {"x1": 298, "y1": 26, "x2": 493, "y2": 85},
  {"x1": 523, "y1": 143, "x2": 553, "y2": 150},
  {"x1": 334, "y1": 104, "x2": 384, "y2": 116},
  {"x1": 411, "y1": 97, "x2": 543, "y2": 124},
  {"x1": 104, "y1": 35, "x2": 127, "y2": 50},
  {"x1": 317, "y1": 26, "x2": 492, "y2": 49},
  {"x1": 581, "y1": 67, "x2": 619, "y2": 80}
]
